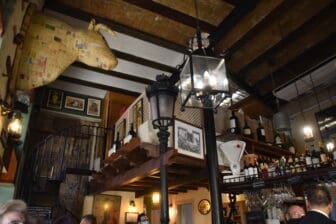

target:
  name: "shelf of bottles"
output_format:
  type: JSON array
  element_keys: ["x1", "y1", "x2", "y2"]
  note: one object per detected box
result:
[{"x1": 221, "y1": 162, "x2": 336, "y2": 193}]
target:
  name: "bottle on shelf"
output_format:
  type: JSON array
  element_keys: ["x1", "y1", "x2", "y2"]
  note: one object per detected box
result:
[
  {"x1": 128, "y1": 123, "x2": 137, "y2": 138},
  {"x1": 256, "y1": 116, "x2": 266, "y2": 142},
  {"x1": 318, "y1": 141, "x2": 329, "y2": 167},
  {"x1": 115, "y1": 132, "x2": 121, "y2": 150},
  {"x1": 229, "y1": 110, "x2": 240, "y2": 134},
  {"x1": 273, "y1": 132, "x2": 283, "y2": 148},
  {"x1": 311, "y1": 144, "x2": 321, "y2": 169},
  {"x1": 304, "y1": 144, "x2": 313, "y2": 170},
  {"x1": 243, "y1": 116, "x2": 253, "y2": 138}
]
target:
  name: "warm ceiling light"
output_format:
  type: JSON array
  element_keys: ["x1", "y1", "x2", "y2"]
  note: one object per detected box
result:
[{"x1": 326, "y1": 142, "x2": 335, "y2": 152}]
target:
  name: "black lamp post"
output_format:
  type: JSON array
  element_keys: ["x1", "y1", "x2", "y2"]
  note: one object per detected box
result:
[
  {"x1": 179, "y1": 32, "x2": 230, "y2": 224},
  {"x1": 146, "y1": 74, "x2": 178, "y2": 224}
]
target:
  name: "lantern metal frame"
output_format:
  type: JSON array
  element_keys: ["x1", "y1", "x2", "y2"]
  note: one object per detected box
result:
[{"x1": 146, "y1": 74, "x2": 178, "y2": 224}]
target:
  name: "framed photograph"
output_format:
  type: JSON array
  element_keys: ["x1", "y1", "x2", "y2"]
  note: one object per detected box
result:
[
  {"x1": 125, "y1": 212, "x2": 138, "y2": 224},
  {"x1": 92, "y1": 194, "x2": 121, "y2": 224},
  {"x1": 64, "y1": 96, "x2": 85, "y2": 111},
  {"x1": 46, "y1": 89, "x2": 63, "y2": 109},
  {"x1": 133, "y1": 99, "x2": 143, "y2": 132},
  {"x1": 116, "y1": 119, "x2": 126, "y2": 141},
  {"x1": 87, "y1": 98, "x2": 101, "y2": 117},
  {"x1": 174, "y1": 119, "x2": 204, "y2": 159}
]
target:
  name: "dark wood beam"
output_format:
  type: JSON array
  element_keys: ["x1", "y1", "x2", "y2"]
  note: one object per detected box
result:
[
  {"x1": 223, "y1": 0, "x2": 241, "y2": 6},
  {"x1": 72, "y1": 62, "x2": 153, "y2": 85},
  {"x1": 44, "y1": 0, "x2": 188, "y2": 53},
  {"x1": 224, "y1": 0, "x2": 290, "y2": 58},
  {"x1": 113, "y1": 49, "x2": 177, "y2": 74},
  {"x1": 123, "y1": 0, "x2": 216, "y2": 33},
  {"x1": 215, "y1": 0, "x2": 286, "y2": 55},
  {"x1": 257, "y1": 33, "x2": 336, "y2": 103},
  {"x1": 238, "y1": 3, "x2": 336, "y2": 85},
  {"x1": 210, "y1": 0, "x2": 259, "y2": 46},
  {"x1": 228, "y1": 0, "x2": 334, "y2": 73},
  {"x1": 58, "y1": 75, "x2": 141, "y2": 97}
]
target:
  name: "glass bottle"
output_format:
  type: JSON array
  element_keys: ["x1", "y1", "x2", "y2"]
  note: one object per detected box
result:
[
  {"x1": 115, "y1": 132, "x2": 121, "y2": 150},
  {"x1": 128, "y1": 123, "x2": 136, "y2": 138},
  {"x1": 229, "y1": 110, "x2": 240, "y2": 134},
  {"x1": 256, "y1": 116, "x2": 266, "y2": 142},
  {"x1": 273, "y1": 132, "x2": 283, "y2": 148},
  {"x1": 243, "y1": 116, "x2": 253, "y2": 138},
  {"x1": 304, "y1": 144, "x2": 312, "y2": 170},
  {"x1": 311, "y1": 144, "x2": 321, "y2": 169},
  {"x1": 318, "y1": 141, "x2": 329, "y2": 167}
]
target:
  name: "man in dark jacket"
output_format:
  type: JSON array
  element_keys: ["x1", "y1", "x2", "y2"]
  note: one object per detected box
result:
[
  {"x1": 285, "y1": 204, "x2": 305, "y2": 224},
  {"x1": 299, "y1": 185, "x2": 336, "y2": 224}
]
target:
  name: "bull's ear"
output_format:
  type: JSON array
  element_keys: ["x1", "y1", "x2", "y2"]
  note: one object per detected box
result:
[
  {"x1": 88, "y1": 19, "x2": 96, "y2": 31},
  {"x1": 94, "y1": 24, "x2": 116, "y2": 36}
]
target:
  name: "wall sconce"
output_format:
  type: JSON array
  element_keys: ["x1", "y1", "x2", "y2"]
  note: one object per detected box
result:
[
  {"x1": 128, "y1": 200, "x2": 137, "y2": 212},
  {"x1": 152, "y1": 192, "x2": 160, "y2": 205},
  {"x1": 303, "y1": 125, "x2": 314, "y2": 142},
  {"x1": 7, "y1": 111, "x2": 23, "y2": 139},
  {"x1": 326, "y1": 142, "x2": 334, "y2": 152}
]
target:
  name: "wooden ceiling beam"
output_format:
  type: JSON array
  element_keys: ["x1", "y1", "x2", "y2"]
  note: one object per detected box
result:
[
  {"x1": 243, "y1": 2, "x2": 336, "y2": 86},
  {"x1": 44, "y1": 0, "x2": 188, "y2": 53},
  {"x1": 228, "y1": 0, "x2": 334, "y2": 73},
  {"x1": 210, "y1": 0, "x2": 259, "y2": 47},
  {"x1": 114, "y1": 49, "x2": 178, "y2": 74},
  {"x1": 257, "y1": 34, "x2": 336, "y2": 104},
  {"x1": 58, "y1": 75, "x2": 141, "y2": 97},
  {"x1": 72, "y1": 62, "x2": 153, "y2": 85},
  {"x1": 123, "y1": 0, "x2": 216, "y2": 32},
  {"x1": 215, "y1": 0, "x2": 286, "y2": 55}
]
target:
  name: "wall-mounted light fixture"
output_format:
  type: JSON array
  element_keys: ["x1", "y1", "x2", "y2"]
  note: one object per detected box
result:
[
  {"x1": 152, "y1": 192, "x2": 160, "y2": 205},
  {"x1": 128, "y1": 200, "x2": 137, "y2": 213},
  {"x1": 1, "y1": 98, "x2": 23, "y2": 140}
]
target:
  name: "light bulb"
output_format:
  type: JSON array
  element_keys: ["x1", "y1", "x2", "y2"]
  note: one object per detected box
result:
[
  {"x1": 326, "y1": 142, "x2": 334, "y2": 152},
  {"x1": 303, "y1": 125, "x2": 314, "y2": 141}
]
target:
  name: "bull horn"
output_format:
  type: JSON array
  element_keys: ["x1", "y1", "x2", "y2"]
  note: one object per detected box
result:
[
  {"x1": 88, "y1": 19, "x2": 96, "y2": 31},
  {"x1": 94, "y1": 23, "x2": 116, "y2": 36}
]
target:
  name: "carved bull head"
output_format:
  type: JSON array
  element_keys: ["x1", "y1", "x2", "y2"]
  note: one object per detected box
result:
[{"x1": 16, "y1": 15, "x2": 118, "y2": 90}]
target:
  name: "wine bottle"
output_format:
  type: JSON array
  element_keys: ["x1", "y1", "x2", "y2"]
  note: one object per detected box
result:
[
  {"x1": 128, "y1": 123, "x2": 136, "y2": 138},
  {"x1": 256, "y1": 116, "x2": 266, "y2": 142},
  {"x1": 243, "y1": 116, "x2": 253, "y2": 138},
  {"x1": 229, "y1": 110, "x2": 240, "y2": 134},
  {"x1": 304, "y1": 144, "x2": 312, "y2": 170},
  {"x1": 318, "y1": 141, "x2": 329, "y2": 167},
  {"x1": 115, "y1": 132, "x2": 121, "y2": 150},
  {"x1": 311, "y1": 144, "x2": 321, "y2": 169},
  {"x1": 273, "y1": 132, "x2": 283, "y2": 148}
]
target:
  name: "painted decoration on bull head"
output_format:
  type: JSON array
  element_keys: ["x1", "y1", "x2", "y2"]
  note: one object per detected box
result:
[{"x1": 16, "y1": 15, "x2": 117, "y2": 90}]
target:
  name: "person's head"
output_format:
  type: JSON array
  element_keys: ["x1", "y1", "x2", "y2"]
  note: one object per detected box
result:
[
  {"x1": 285, "y1": 205, "x2": 305, "y2": 221},
  {"x1": 137, "y1": 213, "x2": 149, "y2": 224},
  {"x1": 0, "y1": 200, "x2": 27, "y2": 224},
  {"x1": 305, "y1": 185, "x2": 333, "y2": 214},
  {"x1": 80, "y1": 214, "x2": 97, "y2": 224}
]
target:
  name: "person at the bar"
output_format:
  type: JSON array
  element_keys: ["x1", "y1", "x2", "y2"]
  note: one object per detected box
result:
[{"x1": 299, "y1": 185, "x2": 336, "y2": 224}]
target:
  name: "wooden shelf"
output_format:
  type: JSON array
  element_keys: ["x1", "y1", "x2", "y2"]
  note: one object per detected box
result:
[
  {"x1": 89, "y1": 138, "x2": 207, "y2": 196},
  {"x1": 217, "y1": 133, "x2": 292, "y2": 158},
  {"x1": 221, "y1": 167, "x2": 336, "y2": 193}
]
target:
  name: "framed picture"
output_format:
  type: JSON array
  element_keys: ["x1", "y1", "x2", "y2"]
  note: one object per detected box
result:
[
  {"x1": 133, "y1": 99, "x2": 143, "y2": 132},
  {"x1": 87, "y1": 98, "x2": 101, "y2": 117},
  {"x1": 64, "y1": 96, "x2": 85, "y2": 111},
  {"x1": 92, "y1": 194, "x2": 121, "y2": 224},
  {"x1": 125, "y1": 212, "x2": 138, "y2": 224},
  {"x1": 174, "y1": 119, "x2": 204, "y2": 159},
  {"x1": 46, "y1": 89, "x2": 63, "y2": 109},
  {"x1": 116, "y1": 119, "x2": 126, "y2": 140}
]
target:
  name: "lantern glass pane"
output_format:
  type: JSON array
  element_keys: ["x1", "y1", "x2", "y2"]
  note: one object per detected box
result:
[
  {"x1": 179, "y1": 55, "x2": 229, "y2": 108},
  {"x1": 150, "y1": 95, "x2": 158, "y2": 121},
  {"x1": 158, "y1": 93, "x2": 175, "y2": 118}
]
